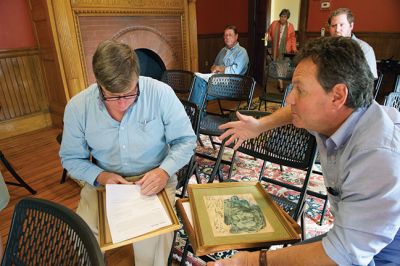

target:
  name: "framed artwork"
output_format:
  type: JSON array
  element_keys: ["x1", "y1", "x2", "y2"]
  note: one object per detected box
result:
[
  {"x1": 187, "y1": 182, "x2": 300, "y2": 254},
  {"x1": 97, "y1": 188, "x2": 179, "y2": 251}
]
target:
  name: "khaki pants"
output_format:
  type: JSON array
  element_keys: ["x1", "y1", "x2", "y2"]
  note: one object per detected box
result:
[{"x1": 76, "y1": 176, "x2": 177, "y2": 266}]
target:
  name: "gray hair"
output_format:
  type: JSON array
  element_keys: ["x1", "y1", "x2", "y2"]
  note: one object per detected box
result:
[{"x1": 294, "y1": 36, "x2": 373, "y2": 108}]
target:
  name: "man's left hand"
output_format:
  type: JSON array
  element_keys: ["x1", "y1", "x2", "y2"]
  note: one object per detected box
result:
[{"x1": 135, "y1": 168, "x2": 169, "y2": 195}]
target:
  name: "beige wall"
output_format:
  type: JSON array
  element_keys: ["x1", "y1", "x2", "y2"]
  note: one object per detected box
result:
[{"x1": 270, "y1": 0, "x2": 301, "y2": 30}]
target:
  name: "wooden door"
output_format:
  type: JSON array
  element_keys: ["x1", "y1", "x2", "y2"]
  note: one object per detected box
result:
[{"x1": 248, "y1": 0, "x2": 270, "y2": 86}]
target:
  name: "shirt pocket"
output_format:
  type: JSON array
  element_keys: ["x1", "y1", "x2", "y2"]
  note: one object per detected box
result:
[{"x1": 136, "y1": 117, "x2": 165, "y2": 144}]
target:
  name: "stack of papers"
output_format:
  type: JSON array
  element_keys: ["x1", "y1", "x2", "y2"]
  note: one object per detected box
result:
[
  {"x1": 105, "y1": 184, "x2": 172, "y2": 243},
  {"x1": 195, "y1": 72, "x2": 214, "y2": 82}
]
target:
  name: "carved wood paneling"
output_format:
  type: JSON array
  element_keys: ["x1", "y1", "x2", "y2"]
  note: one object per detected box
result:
[
  {"x1": 44, "y1": 0, "x2": 196, "y2": 98},
  {"x1": 28, "y1": 0, "x2": 67, "y2": 129},
  {"x1": 0, "y1": 49, "x2": 47, "y2": 121},
  {"x1": 0, "y1": 48, "x2": 52, "y2": 139}
]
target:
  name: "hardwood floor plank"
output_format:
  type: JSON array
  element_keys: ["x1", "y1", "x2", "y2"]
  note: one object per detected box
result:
[{"x1": 0, "y1": 127, "x2": 81, "y2": 244}]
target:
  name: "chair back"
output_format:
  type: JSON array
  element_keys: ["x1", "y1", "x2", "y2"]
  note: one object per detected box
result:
[
  {"x1": 373, "y1": 72, "x2": 384, "y2": 100},
  {"x1": 161, "y1": 70, "x2": 195, "y2": 95},
  {"x1": 282, "y1": 83, "x2": 293, "y2": 106},
  {"x1": 180, "y1": 99, "x2": 200, "y2": 136},
  {"x1": 268, "y1": 58, "x2": 295, "y2": 81},
  {"x1": 395, "y1": 75, "x2": 400, "y2": 93},
  {"x1": 234, "y1": 110, "x2": 318, "y2": 220},
  {"x1": 175, "y1": 100, "x2": 200, "y2": 197},
  {"x1": 202, "y1": 74, "x2": 255, "y2": 112},
  {"x1": 2, "y1": 197, "x2": 104, "y2": 266},
  {"x1": 384, "y1": 92, "x2": 400, "y2": 111}
]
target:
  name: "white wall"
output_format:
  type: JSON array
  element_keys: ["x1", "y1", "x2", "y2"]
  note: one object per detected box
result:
[{"x1": 270, "y1": 0, "x2": 301, "y2": 30}]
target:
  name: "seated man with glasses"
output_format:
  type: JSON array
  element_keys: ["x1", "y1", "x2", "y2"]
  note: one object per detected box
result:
[{"x1": 60, "y1": 40, "x2": 197, "y2": 266}]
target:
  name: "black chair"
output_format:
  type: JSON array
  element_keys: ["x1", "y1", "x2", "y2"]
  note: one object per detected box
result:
[
  {"x1": 175, "y1": 100, "x2": 201, "y2": 198},
  {"x1": 373, "y1": 72, "x2": 384, "y2": 100},
  {"x1": 227, "y1": 111, "x2": 319, "y2": 235},
  {"x1": 1, "y1": 197, "x2": 104, "y2": 266},
  {"x1": 384, "y1": 92, "x2": 400, "y2": 111},
  {"x1": 258, "y1": 58, "x2": 295, "y2": 110},
  {"x1": 196, "y1": 74, "x2": 256, "y2": 183},
  {"x1": 56, "y1": 133, "x2": 69, "y2": 184},
  {"x1": 160, "y1": 70, "x2": 195, "y2": 100},
  {"x1": 0, "y1": 151, "x2": 36, "y2": 194},
  {"x1": 394, "y1": 74, "x2": 400, "y2": 93}
]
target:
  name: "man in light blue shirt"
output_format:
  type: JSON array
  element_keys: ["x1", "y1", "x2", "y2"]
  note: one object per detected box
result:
[
  {"x1": 189, "y1": 25, "x2": 249, "y2": 107},
  {"x1": 59, "y1": 40, "x2": 196, "y2": 266},
  {"x1": 212, "y1": 37, "x2": 400, "y2": 265}
]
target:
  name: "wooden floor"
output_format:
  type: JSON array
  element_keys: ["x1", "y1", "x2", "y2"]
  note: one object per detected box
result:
[{"x1": 0, "y1": 127, "x2": 81, "y2": 242}]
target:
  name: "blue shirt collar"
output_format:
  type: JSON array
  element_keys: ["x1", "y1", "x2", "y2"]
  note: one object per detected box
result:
[{"x1": 322, "y1": 107, "x2": 367, "y2": 152}]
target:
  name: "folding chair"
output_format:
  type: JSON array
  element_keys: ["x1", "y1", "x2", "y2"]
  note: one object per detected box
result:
[
  {"x1": 259, "y1": 57, "x2": 295, "y2": 110},
  {"x1": 373, "y1": 72, "x2": 384, "y2": 100},
  {"x1": 384, "y1": 92, "x2": 400, "y2": 111},
  {"x1": 175, "y1": 99, "x2": 201, "y2": 198},
  {"x1": 227, "y1": 110, "x2": 319, "y2": 238},
  {"x1": 160, "y1": 70, "x2": 195, "y2": 100},
  {"x1": 2, "y1": 197, "x2": 104, "y2": 266},
  {"x1": 196, "y1": 74, "x2": 255, "y2": 183}
]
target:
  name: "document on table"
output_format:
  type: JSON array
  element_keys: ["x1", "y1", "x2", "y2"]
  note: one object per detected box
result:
[
  {"x1": 195, "y1": 72, "x2": 214, "y2": 82},
  {"x1": 105, "y1": 184, "x2": 172, "y2": 243}
]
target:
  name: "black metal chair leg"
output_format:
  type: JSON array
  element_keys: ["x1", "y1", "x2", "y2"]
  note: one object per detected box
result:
[
  {"x1": 319, "y1": 196, "x2": 329, "y2": 225},
  {"x1": 168, "y1": 231, "x2": 178, "y2": 266},
  {"x1": 0, "y1": 151, "x2": 36, "y2": 194},
  {"x1": 227, "y1": 150, "x2": 238, "y2": 179},
  {"x1": 180, "y1": 239, "x2": 190, "y2": 266},
  {"x1": 208, "y1": 141, "x2": 226, "y2": 183},
  {"x1": 258, "y1": 160, "x2": 268, "y2": 181},
  {"x1": 60, "y1": 168, "x2": 68, "y2": 184}
]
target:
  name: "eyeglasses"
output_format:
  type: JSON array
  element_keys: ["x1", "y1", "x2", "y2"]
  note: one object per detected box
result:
[{"x1": 98, "y1": 84, "x2": 140, "y2": 102}]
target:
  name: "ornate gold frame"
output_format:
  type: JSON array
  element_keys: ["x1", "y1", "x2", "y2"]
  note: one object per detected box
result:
[
  {"x1": 97, "y1": 188, "x2": 179, "y2": 251},
  {"x1": 185, "y1": 182, "x2": 300, "y2": 255}
]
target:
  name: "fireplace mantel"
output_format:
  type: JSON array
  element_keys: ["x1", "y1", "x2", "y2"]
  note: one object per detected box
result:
[{"x1": 46, "y1": 0, "x2": 198, "y2": 98}]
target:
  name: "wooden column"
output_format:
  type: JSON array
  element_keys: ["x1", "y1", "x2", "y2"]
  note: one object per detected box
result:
[{"x1": 187, "y1": 0, "x2": 199, "y2": 72}]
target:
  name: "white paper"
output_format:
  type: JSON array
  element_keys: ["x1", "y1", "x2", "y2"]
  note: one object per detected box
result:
[
  {"x1": 182, "y1": 202, "x2": 194, "y2": 227},
  {"x1": 105, "y1": 184, "x2": 172, "y2": 243},
  {"x1": 195, "y1": 72, "x2": 214, "y2": 82}
]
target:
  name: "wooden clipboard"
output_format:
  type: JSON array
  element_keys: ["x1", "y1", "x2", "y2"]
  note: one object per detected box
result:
[{"x1": 97, "y1": 188, "x2": 180, "y2": 252}]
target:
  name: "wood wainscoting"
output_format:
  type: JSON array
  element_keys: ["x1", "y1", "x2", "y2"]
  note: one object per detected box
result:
[
  {"x1": 0, "y1": 48, "x2": 51, "y2": 139},
  {"x1": 304, "y1": 31, "x2": 400, "y2": 60}
]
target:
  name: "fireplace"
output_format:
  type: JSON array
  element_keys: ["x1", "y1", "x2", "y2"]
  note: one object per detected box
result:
[
  {"x1": 135, "y1": 48, "x2": 166, "y2": 80},
  {"x1": 45, "y1": 0, "x2": 198, "y2": 97}
]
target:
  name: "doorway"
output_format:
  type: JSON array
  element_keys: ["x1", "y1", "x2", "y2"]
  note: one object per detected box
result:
[{"x1": 248, "y1": 0, "x2": 308, "y2": 86}]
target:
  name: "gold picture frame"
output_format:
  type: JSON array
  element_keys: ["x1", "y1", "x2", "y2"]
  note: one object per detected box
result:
[
  {"x1": 187, "y1": 182, "x2": 301, "y2": 254},
  {"x1": 97, "y1": 189, "x2": 180, "y2": 251}
]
